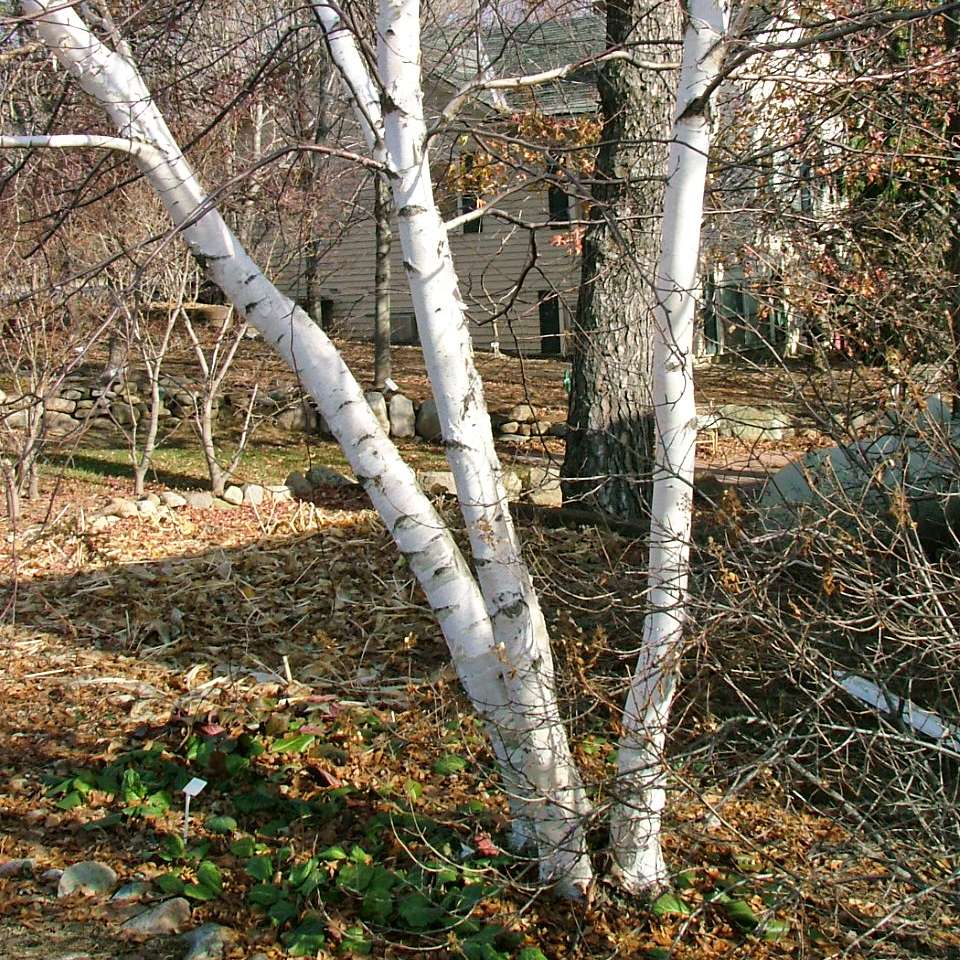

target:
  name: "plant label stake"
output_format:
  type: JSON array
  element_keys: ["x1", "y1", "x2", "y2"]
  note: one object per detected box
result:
[{"x1": 182, "y1": 777, "x2": 207, "y2": 844}]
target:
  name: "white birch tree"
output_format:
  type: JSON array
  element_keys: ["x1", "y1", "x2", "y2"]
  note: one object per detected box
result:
[{"x1": 10, "y1": 0, "x2": 733, "y2": 896}]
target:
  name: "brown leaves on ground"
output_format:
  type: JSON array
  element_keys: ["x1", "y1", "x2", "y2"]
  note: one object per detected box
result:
[{"x1": 0, "y1": 496, "x2": 955, "y2": 959}]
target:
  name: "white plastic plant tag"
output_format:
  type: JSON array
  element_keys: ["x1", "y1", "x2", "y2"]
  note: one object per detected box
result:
[
  {"x1": 182, "y1": 777, "x2": 208, "y2": 797},
  {"x1": 384, "y1": 378, "x2": 398, "y2": 393}
]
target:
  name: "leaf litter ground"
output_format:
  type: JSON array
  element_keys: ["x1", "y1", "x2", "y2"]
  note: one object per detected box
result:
[{"x1": 2, "y1": 494, "x2": 956, "y2": 960}]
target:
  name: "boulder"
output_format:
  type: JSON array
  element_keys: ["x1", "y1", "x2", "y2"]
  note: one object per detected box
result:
[
  {"x1": 509, "y1": 403, "x2": 538, "y2": 424},
  {"x1": 501, "y1": 470, "x2": 523, "y2": 500},
  {"x1": 43, "y1": 410, "x2": 79, "y2": 433},
  {"x1": 181, "y1": 923, "x2": 236, "y2": 960},
  {"x1": 524, "y1": 466, "x2": 563, "y2": 507},
  {"x1": 415, "y1": 399, "x2": 442, "y2": 442},
  {"x1": 388, "y1": 394, "x2": 416, "y2": 439},
  {"x1": 184, "y1": 491, "x2": 215, "y2": 509},
  {"x1": 111, "y1": 881, "x2": 154, "y2": 903},
  {"x1": 305, "y1": 465, "x2": 356, "y2": 488},
  {"x1": 0, "y1": 858, "x2": 34, "y2": 878},
  {"x1": 120, "y1": 897, "x2": 191, "y2": 937},
  {"x1": 45, "y1": 397, "x2": 76, "y2": 414},
  {"x1": 703, "y1": 404, "x2": 794, "y2": 442},
  {"x1": 221, "y1": 486, "x2": 244, "y2": 506},
  {"x1": 284, "y1": 471, "x2": 312, "y2": 499},
  {"x1": 136, "y1": 499, "x2": 158, "y2": 516},
  {"x1": 101, "y1": 498, "x2": 139, "y2": 519},
  {"x1": 58, "y1": 861, "x2": 117, "y2": 898},
  {"x1": 498, "y1": 421, "x2": 520, "y2": 435},
  {"x1": 364, "y1": 390, "x2": 390, "y2": 434},
  {"x1": 242, "y1": 483, "x2": 265, "y2": 506},
  {"x1": 266, "y1": 484, "x2": 293, "y2": 502},
  {"x1": 760, "y1": 427, "x2": 960, "y2": 543},
  {"x1": 159, "y1": 491, "x2": 188, "y2": 509},
  {"x1": 419, "y1": 470, "x2": 458, "y2": 497},
  {"x1": 276, "y1": 400, "x2": 317, "y2": 433}
]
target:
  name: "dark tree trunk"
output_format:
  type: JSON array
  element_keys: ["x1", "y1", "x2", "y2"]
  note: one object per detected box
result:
[
  {"x1": 562, "y1": 0, "x2": 680, "y2": 521},
  {"x1": 373, "y1": 171, "x2": 393, "y2": 389}
]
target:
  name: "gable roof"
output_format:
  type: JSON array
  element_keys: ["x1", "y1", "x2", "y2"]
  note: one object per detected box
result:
[{"x1": 423, "y1": 15, "x2": 605, "y2": 117}]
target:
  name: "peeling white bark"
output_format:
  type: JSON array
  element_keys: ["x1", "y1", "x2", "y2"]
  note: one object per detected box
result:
[{"x1": 611, "y1": 0, "x2": 730, "y2": 894}]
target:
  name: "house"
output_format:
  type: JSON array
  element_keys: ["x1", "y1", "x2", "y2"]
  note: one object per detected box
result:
[{"x1": 280, "y1": 14, "x2": 839, "y2": 360}]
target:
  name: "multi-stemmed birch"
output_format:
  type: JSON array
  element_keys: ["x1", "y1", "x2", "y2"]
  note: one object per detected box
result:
[{"x1": 12, "y1": 0, "x2": 730, "y2": 896}]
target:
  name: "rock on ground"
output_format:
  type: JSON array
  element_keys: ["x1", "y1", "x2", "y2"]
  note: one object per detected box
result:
[
  {"x1": 159, "y1": 490, "x2": 188, "y2": 508},
  {"x1": 184, "y1": 491, "x2": 214, "y2": 509},
  {"x1": 0, "y1": 858, "x2": 34, "y2": 878},
  {"x1": 181, "y1": 923, "x2": 235, "y2": 960},
  {"x1": 305, "y1": 465, "x2": 356, "y2": 488},
  {"x1": 58, "y1": 861, "x2": 117, "y2": 898},
  {"x1": 388, "y1": 393, "x2": 416, "y2": 439},
  {"x1": 418, "y1": 471, "x2": 458, "y2": 497},
  {"x1": 111, "y1": 881, "x2": 154, "y2": 902},
  {"x1": 415, "y1": 398, "x2": 442, "y2": 442},
  {"x1": 101, "y1": 498, "x2": 139, "y2": 519},
  {"x1": 120, "y1": 897, "x2": 191, "y2": 937},
  {"x1": 364, "y1": 390, "x2": 390, "y2": 434},
  {"x1": 221, "y1": 485, "x2": 244, "y2": 506}
]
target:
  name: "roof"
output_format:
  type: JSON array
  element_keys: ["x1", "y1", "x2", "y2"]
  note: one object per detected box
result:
[{"x1": 423, "y1": 15, "x2": 605, "y2": 117}]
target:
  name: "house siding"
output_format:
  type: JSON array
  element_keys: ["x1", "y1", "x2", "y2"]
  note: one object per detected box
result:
[{"x1": 293, "y1": 177, "x2": 584, "y2": 356}]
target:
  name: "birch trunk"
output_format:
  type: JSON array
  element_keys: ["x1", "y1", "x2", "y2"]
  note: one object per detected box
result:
[
  {"x1": 21, "y1": 0, "x2": 517, "y2": 827},
  {"x1": 376, "y1": 0, "x2": 592, "y2": 892},
  {"x1": 610, "y1": 0, "x2": 730, "y2": 894},
  {"x1": 373, "y1": 171, "x2": 393, "y2": 389}
]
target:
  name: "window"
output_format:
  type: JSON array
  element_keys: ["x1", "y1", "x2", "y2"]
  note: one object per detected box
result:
[
  {"x1": 548, "y1": 185, "x2": 570, "y2": 224},
  {"x1": 547, "y1": 161, "x2": 570, "y2": 225},
  {"x1": 320, "y1": 298, "x2": 335, "y2": 329},
  {"x1": 538, "y1": 291, "x2": 562, "y2": 356}
]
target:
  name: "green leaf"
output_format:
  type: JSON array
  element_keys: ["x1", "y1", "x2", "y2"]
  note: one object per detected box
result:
[
  {"x1": 341, "y1": 924, "x2": 372, "y2": 955},
  {"x1": 248, "y1": 883, "x2": 283, "y2": 907},
  {"x1": 272, "y1": 733, "x2": 316, "y2": 754},
  {"x1": 674, "y1": 870, "x2": 696, "y2": 890},
  {"x1": 290, "y1": 858, "x2": 318, "y2": 887},
  {"x1": 224, "y1": 754, "x2": 250, "y2": 776},
  {"x1": 154, "y1": 873, "x2": 185, "y2": 895},
  {"x1": 183, "y1": 882, "x2": 217, "y2": 901},
  {"x1": 159, "y1": 834, "x2": 186, "y2": 863},
  {"x1": 733, "y1": 853, "x2": 763, "y2": 873},
  {"x1": 337, "y1": 863, "x2": 374, "y2": 895},
  {"x1": 349, "y1": 845, "x2": 370, "y2": 864},
  {"x1": 285, "y1": 919, "x2": 326, "y2": 957},
  {"x1": 206, "y1": 815, "x2": 238, "y2": 835},
  {"x1": 361, "y1": 888, "x2": 394, "y2": 924},
  {"x1": 197, "y1": 861, "x2": 223, "y2": 893},
  {"x1": 433, "y1": 754, "x2": 467, "y2": 776},
  {"x1": 55, "y1": 791, "x2": 84, "y2": 811},
  {"x1": 403, "y1": 778, "x2": 422, "y2": 801},
  {"x1": 397, "y1": 892, "x2": 443, "y2": 930},
  {"x1": 517, "y1": 949, "x2": 549, "y2": 960},
  {"x1": 651, "y1": 893, "x2": 693, "y2": 917},
  {"x1": 761, "y1": 919, "x2": 790, "y2": 942},
  {"x1": 723, "y1": 899, "x2": 758, "y2": 929},
  {"x1": 320, "y1": 844, "x2": 348, "y2": 861},
  {"x1": 230, "y1": 837, "x2": 256, "y2": 858},
  {"x1": 245, "y1": 855, "x2": 274, "y2": 882},
  {"x1": 267, "y1": 899, "x2": 299, "y2": 926}
]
